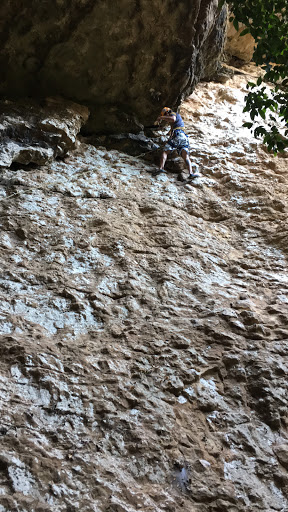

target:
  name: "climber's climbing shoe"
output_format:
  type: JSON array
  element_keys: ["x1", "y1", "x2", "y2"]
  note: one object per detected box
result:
[
  {"x1": 187, "y1": 172, "x2": 200, "y2": 180},
  {"x1": 152, "y1": 168, "x2": 166, "y2": 176}
]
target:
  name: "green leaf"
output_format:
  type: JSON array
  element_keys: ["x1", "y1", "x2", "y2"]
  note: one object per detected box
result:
[
  {"x1": 243, "y1": 122, "x2": 253, "y2": 128},
  {"x1": 233, "y1": 19, "x2": 239, "y2": 31},
  {"x1": 240, "y1": 27, "x2": 250, "y2": 36}
]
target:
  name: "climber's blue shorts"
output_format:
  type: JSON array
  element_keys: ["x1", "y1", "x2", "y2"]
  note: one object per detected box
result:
[{"x1": 163, "y1": 130, "x2": 190, "y2": 155}]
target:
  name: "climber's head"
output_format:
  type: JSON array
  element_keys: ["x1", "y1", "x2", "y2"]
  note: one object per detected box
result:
[{"x1": 160, "y1": 107, "x2": 172, "y2": 116}]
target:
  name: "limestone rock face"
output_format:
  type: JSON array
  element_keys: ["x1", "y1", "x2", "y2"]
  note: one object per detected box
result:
[
  {"x1": 225, "y1": 20, "x2": 255, "y2": 62},
  {"x1": 0, "y1": 98, "x2": 89, "y2": 167},
  {"x1": 0, "y1": 0, "x2": 226, "y2": 133},
  {"x1": 0, "y1": 67, "x2": 288, "y2": 511}
]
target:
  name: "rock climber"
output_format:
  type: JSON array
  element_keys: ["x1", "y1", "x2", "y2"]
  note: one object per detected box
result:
[{"x1": 153, "y1": 107, "x2": 199, "y2": 179}]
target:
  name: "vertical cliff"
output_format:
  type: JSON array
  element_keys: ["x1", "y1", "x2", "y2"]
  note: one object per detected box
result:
[
  {"x1": 0, "y1": 0, "x2": 226, "y2": 132},
  {"x1": 0, "y1": 65, "x2": 288, "y2": 511}
]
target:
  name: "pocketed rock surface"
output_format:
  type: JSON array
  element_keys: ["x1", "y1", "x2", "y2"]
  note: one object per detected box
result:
[
  {"x1": 0, "y1": 69, "x2": 288, "y2": 512},
  {"x1": 0, "y1": 98, "x2": 89, "y2": 168}
]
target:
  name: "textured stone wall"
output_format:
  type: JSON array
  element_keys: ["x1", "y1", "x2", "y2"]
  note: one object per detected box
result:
[
  {"x1": 0, "y1": 98, "x2": 89, "y2": 167},
  {"x1": 0, "y1": 67, "x2": 288, "y2": 512},
  {"x1": 0, "y1": 0, "x2": 226, "y2": 132},
  {"x1": 225, "y1": 20, "x2": 255, "y2": 62}
]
